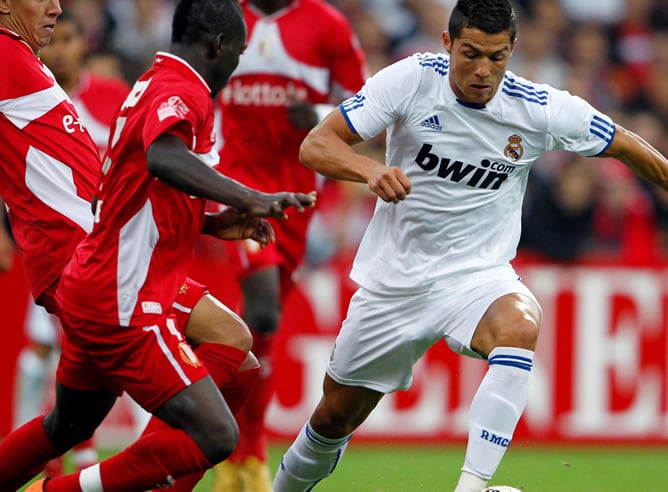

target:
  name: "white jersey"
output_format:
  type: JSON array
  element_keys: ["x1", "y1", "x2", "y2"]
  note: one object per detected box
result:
[{"x1": 341, "y1": 52, "x2": 615, "y2": 293}]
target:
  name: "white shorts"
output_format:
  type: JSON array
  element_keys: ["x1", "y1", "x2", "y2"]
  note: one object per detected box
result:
[{"x1": 327, "y1": 266, "x2": 539, "y2": 393}]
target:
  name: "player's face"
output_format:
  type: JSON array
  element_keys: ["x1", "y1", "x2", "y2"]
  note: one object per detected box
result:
[
  {"x1": 208, "y1": 30, "x2": 247, "y2": 97},
  {"x1": 39, "y1": 19, "x2": 85, "y2": 83},
  {"x1": 443, "y1": 27, "x2": 515, "y2": 106},
  {"x1": 0, "y1": 0, "x2": 62, "y2": 51}
]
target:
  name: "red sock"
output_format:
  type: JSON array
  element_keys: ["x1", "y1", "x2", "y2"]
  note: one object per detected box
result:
[
  {"x1": 230, "y1": 332, "x2": 275, "y2": 463},
  {"x1": 221, "y1": 365, "x2": 261, "y2": 416},
  {"x1": 0, "y1": 416, "x2": 59, "y2": 490},
  {"x1": 44, "y1": 428, "x2": 211, "y2": 492}
]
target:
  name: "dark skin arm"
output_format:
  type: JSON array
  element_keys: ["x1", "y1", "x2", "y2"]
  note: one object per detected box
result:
[
  {"x1": 601, "y1": 125, "x2": 668, "y2": 191},
  {"x1": 299, "y1": 109, "x2": 411, "y2": 203},
  {"x1": 147, "y1": 133, "x2": 316, "y2": 218},
  {"x1": 202, "y1": 208, "x2": 275, "y2": 247}
]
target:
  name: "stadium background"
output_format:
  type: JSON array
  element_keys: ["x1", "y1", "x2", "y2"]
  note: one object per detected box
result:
[{"x1": 4, "y1": 0, "x2": 668, "y2": 488}]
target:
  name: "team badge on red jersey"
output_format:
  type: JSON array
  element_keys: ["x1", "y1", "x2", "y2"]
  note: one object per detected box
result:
[{"x1": 157, "y1": 96, "x2": 190, "y2": 122}]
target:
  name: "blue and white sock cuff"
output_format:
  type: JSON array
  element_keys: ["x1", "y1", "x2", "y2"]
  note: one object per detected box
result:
[
  {"x1": 488, "y1": 346, "x2": 534, "y2": 372},
  {"x1": 305, "y1": 423, "x2": 352, "y2": 447}
]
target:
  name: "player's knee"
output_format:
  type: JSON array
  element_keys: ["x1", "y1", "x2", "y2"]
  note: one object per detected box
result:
[
  {"x1": 191, "y1": 310, "x2": 253, "y2": 352},
  {"x1": 198, "y1": 417, "x2": 240, "y2": 464},
  {"x1": 43, "y1": 413, "x2": 95, "y2": 452},
  {"x1": 213, "y1": 315, "x2": 253, "y2": 352}
]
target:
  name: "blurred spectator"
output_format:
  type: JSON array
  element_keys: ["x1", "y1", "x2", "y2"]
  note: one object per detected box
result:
[
  {"x1": 559, "y1": 0, "x2": 625, "y2": 24},
  {"x1": 509, "y1": 17, "x2": 568, "y2": 87},
  {"x1": 562, "y1": 22, "x2": 623, "y2": 113},
  {"x1": 592, "y1": 159, "x2": 659, "y2": 264},
  {"x1": 63, "y1": 0, "x2": 116, "y2": 54},
  {"x1": 521, "y1": 155, "x2": 597, "y2": 261},
  {"x1": 107, "y1": 0, "x2": 173, "y2": 82}
]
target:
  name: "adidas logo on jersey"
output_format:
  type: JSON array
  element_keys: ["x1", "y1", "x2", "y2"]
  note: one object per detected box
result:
[{"x1": 421, "y1": 115, "x2": 442, "y2": 131}]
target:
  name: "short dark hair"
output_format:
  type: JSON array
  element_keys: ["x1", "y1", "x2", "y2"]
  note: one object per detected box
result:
[
  {"x1": 171, "y1": 0, "x2": 245, "y2": 44},
  {"x1": 57, "y1": 9, "x2": 85, "y2": 36},
  {"x1": 449, "y1": 0, "x2": 517, "y2": 43}
]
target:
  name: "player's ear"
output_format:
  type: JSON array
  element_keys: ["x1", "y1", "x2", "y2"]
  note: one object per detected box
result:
[
  {"x1": 442, "y1": 31, "x2": 452, "y2": 53},
  {"x1": 207, "y1": 32, "x2": 225, "y2": 59}
]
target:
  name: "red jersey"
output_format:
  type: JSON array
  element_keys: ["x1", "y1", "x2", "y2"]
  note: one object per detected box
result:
[
  {"x1": 57, "y1": 52, "x2": 216, "y2": 327},
  {"x1": 217, "y1": 0, "x2": 367, "y2": 194},
  {"x1": 69, "y1": 72, "x2": 130, "y2": 154},
  {"x1": 0, "y1": 27, "x2": 100, "y2": 300}
]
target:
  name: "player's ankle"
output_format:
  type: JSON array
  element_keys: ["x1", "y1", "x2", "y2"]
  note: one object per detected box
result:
[{"x1": 454, "y1": 471, "x2": 488, "y2": 492}]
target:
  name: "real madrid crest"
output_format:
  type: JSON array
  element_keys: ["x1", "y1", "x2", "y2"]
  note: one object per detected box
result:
[{"x1": 504, "y1": 134, "x2": 524, "y2": 162}]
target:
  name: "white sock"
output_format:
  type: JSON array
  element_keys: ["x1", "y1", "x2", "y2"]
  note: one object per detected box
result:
[
  {"x1": 455, "y1": 471, "x2": 488, "y2": 492},
  {"x1": 273, "y1": 422, "x2": 351, "y2": 492},
  {"x1": 459, "y1": 346, "x2": 533, "y2": 488},
  {"x1": 13, "y1": 347, "x2": 51, "y2": 427}
]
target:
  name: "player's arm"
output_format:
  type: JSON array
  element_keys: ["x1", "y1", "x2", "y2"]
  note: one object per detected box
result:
[
  {"x1": 601, "y1": 125, "x2": 668, "y2": 191},
  {"x1": 147, "y1": 133, "x2": 316, "y2": 218},
  {"x1": 0, "y1": 198, "x2": 14, "y2": 272},
  {"x1": 201, "y1": 208, "x2": 275, "y2": 247},
  {"x1": 300, "y1": 109, "x2": 411, "y2": 203}
]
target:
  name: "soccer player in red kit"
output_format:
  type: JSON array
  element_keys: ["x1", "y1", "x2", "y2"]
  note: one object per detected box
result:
[
  {"x1": 14, "y1": 10, "x2": 130, "y2": 474},
  {"x1": 0, "y1": 1, "x2": 260, "y2": 485},
  {"x1": 212, "y1": 1, "x2": 367, "y2": 489},
  {"x1": 0, "y1": 0, "x2": 315, "y2": 490}
]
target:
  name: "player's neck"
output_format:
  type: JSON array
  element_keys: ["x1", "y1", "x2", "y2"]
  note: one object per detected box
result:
[
  {"x1": 58, "y1": 73, "x2": 80, "y2": 95},
  {"x1": 251, "y1": 0, "x2": 292, "y2": 15}
]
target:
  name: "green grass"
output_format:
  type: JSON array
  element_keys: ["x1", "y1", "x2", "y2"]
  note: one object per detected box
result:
[{"x1": 22, "y1": 442, "x2": 668, "y2": 491}]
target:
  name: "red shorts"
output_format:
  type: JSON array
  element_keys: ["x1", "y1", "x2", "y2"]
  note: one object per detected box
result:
[
  {"x1": 38, "y1": 277, "x2": 208, "y2": 337},
  {"x1": 170, "y1": 277, "x2": 209, "y2": 334},
  {"x1": 57, "y1": 310, "x2": 209, "y2": 412}
]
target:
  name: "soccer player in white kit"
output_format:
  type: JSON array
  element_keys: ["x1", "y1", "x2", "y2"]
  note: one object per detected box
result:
[{"x1": 272, "y1": 1, "x2": 668, "y2": 491}]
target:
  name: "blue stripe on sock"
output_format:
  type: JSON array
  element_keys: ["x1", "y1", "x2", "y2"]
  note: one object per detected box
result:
[
  {"x1": 489, "y1": 353, "x2": 533, "y2": 371},
  {"x1": 305, "y1": 425, "x2": 351, "y2": 447}
]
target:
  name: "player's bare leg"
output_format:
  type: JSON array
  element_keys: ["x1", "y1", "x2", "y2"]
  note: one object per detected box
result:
[
  {"x1": 273, "y1": 375, "x2": 384, "y2": 491},
  {"x1": 455, "y1": 293, "x2": 540, "y2": 492},
  {"x1": 214, "y1": 266, "x2": 281, "y2": 492},
  {"x1": 143, "y1": 292, "x2": 261, "y2": 492}
]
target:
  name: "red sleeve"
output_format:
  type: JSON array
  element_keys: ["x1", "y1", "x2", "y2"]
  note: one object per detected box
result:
[
  {"x1": 141, "y1": 85, "x2": 207, "y2": 151},
  {"x1": 321, "y1": 8, "x2": 368, "y2": 96},
  {"x1": 0, "y1": 35, "x2": 52, "y2": 100}
]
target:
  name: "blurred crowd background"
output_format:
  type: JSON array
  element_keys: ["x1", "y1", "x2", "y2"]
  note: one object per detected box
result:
[{"x1": 61, "y1": 0, "x2": 668, "y2": 267}]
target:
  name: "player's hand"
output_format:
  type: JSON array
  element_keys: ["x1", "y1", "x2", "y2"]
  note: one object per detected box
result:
[
  {"x1": 204, "y1": 208, "x2": 276, "y2": 247},
  {"x1": 287, "y1": 100, "x2": 319, "y2": 130},
  {"x1": 245, "y1": 191, "x2": 317, "y2": 219},
  {"x1": 367, "y1": 166, "x2": 411, "y2": 203}
]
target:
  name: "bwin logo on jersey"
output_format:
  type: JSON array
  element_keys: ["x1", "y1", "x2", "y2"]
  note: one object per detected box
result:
[
  {"x1": 415, "y1": 143, "x2": 516, "y2": 190},
  {"x1": 421, "y1": 115, "x2": 442, "y2": 131}
]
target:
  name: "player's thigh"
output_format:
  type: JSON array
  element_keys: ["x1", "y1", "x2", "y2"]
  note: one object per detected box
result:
[
  {"x1": 153, "y1": 375, "x2": 238, "y2": 460},
  {"x1": 470, "y1": 292, "x2": 542, "y2": 355},
  {"x1": 432, "y1": 266, "x2": 541, "y2": 359},
  {"x1": 327, "y1": 287, "x2": 438, "y2": 394}
]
